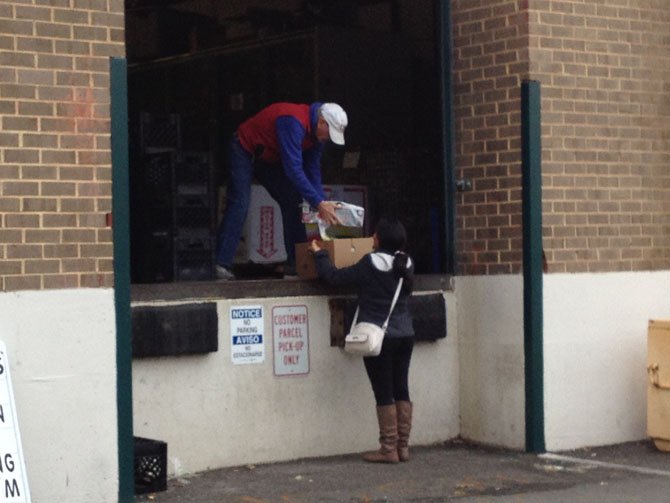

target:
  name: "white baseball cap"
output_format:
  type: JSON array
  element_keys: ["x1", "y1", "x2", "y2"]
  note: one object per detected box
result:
[{"x1": 320, "y1": 103, "x2": 348, "y2": 145}]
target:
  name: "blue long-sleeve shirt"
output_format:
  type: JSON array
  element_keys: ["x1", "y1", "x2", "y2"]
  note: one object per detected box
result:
[{"x1": 237, "y1": 102, "x2": 326, "y2": 207}]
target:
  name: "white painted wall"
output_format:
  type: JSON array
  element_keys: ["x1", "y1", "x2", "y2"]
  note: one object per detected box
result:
[
  {"x1": 544, "y1": 271, "x2": 670, "y2": 451},
  {"x1": 455, "y1": 271, "x2": 670, "y2": 452},
  {"x1": 0, "y1": 289, "x2": 118, "y2": 503},
  {"x1": 132, "y1": 292, "x2": 458, "y2": 477},
  {"x1": 456, "y1": 275, "x2": 526, "y2": 449},
  {"x1": 0, "y1": 270, "x2": 663, "y2": 498}
]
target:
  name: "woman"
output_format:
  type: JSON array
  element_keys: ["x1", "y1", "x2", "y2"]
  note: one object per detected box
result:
[{"x1": 310, "y1": 218, "x2": 415, "y2": 463}]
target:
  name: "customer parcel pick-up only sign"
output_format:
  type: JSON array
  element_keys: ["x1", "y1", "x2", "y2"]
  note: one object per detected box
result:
[
  {"x1": 230, "y1": 306, "x2": 265, "y2": 365},
  {"x1": 0, "y1": 340, "x2": 31, "y2": 502},
  {"x1": 272, "y1": 305, "x2": 309, "y2": 376}
]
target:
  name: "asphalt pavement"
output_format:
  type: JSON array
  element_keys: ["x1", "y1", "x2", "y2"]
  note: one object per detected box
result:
[{"x1": 135, "y1": 439, "x2": 670, "y2": 502}]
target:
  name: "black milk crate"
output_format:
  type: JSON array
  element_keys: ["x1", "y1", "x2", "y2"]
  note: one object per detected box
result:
[
  {"x1": 175, "y1": 248, "x2": 214, "y2": 281},
  {"x1": 133, "y1": 229, "x2": 174, "y2": 284},
  {"x1": 175, "y1": 235, "x2": 213, "y2": 251},
  {"x1": 174, "y1": 151, "x2": 210, "y2": 183},
  {"x1": 176, "y1": 262, "x2": 214, "y2": 281},
  {"x1": 176, "y1": 205, "x2": 212, "y2": 228},
  {"x1": 142, "y1": 152, "x2": 174, "y2": 206},
  {"x1": 140, "y1": 112, "x2": 181, "y2": 152},
  {"x1": 134, "y1": 436, "x2": 167, "y2": 495},
  {"x1": 175, "y1": 227, "x2": 211, "y2": 241}
]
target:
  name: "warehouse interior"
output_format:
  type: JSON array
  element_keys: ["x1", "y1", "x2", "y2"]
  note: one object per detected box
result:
[{"x1": 124, "y1": 0, "x2": 445, "y2": 283}]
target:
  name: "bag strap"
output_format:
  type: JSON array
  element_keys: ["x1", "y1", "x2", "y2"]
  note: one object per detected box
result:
[
  {"x1": 350, "y1": 277, "x2": 404, "y2": 332},
  {"x1": 381, "y1": 278, "x2": 404, "y2": 331}
]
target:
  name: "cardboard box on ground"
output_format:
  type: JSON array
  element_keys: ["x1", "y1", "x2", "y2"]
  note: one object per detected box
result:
[
  {"x1": 295, "y1": 238, "x2": 374, "y2": 279},
  {"x1": 217, "y1": 184, "x2": 369, "y2": 265},
  {"x1": 648, "y1": 319, "x2": 670, "y2": 452}
]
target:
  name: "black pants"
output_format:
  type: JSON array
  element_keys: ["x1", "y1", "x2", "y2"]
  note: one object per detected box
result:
[{"x1": 363, "y1": 337, "x2": 414, "y2": 406}]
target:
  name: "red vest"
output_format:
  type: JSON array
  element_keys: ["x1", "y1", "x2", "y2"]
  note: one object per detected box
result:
[{"x1": 237, "y1": 103, "x2": 316, "y2": 163}]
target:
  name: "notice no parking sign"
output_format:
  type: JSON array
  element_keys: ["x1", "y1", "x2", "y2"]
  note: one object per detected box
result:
[{"x1": 230, "y1": 305, "x2": 265, "y2": 365}]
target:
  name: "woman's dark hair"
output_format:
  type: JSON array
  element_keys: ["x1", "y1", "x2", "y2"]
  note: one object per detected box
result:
[
  {"x1": 375, "y1": 218, "x2": 413, "y2": 293},
  {"x1": 375, "y1": 218, "x2": 406, "y2": 252}
]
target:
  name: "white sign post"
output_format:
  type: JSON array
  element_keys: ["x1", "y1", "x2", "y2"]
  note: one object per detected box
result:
[
  {"x1": 0, "y1": 340, "x2": 31, "y2": 502},
  {"x1": 272, "y1": 305, "x2": 309, "y2": 376},
  {"x1": 230, "y1": 305, "x2": 265, "y2": 365}
]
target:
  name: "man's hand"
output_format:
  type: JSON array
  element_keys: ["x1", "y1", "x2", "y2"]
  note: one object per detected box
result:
[
  {"x1": 317, "y1": 201, "x2": 341, "y2": 226},
  {"x1": 309, "y1": 239, "x2": 322, "y2": 253}
]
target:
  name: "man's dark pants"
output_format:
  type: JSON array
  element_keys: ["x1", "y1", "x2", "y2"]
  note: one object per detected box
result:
[{"x1": 216, "y1": 136, "x2": 306, "y2": 271}]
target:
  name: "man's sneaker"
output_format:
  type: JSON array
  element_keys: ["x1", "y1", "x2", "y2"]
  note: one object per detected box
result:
[{"x1": 215, "y1": 264, "x2": 235, "y2": 280}]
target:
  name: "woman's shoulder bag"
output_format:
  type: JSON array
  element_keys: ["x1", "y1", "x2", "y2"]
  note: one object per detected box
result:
[{"x1": 344, "y1": 278, "x2": 404, "y2": 357}]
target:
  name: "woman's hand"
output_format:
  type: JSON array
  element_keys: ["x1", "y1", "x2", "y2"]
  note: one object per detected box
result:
[{"x1": 309, "y1": 239, "x2": 322, "y2": 253}]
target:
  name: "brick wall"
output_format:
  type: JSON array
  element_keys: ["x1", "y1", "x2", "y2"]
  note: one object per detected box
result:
[
  {"x1": 529, "y1": 0, "x2": 670, "y2": 273},
  {"x1": 0, "y1": 0, "x2": 125, "y2": 291},
  {"x1": 452, "y1": 0, "x2": 530, "y2": 274},
  {"x1": 453, "y1": 0, "x2": 670, "y2": 274},
  {"x1": 2, "y1": 1, "x2": 667, "y2": 288}
]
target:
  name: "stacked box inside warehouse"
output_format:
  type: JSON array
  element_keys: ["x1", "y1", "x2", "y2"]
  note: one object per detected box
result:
[{"x1": 130, "y1": 112, "x2": 216, "y2": 283}]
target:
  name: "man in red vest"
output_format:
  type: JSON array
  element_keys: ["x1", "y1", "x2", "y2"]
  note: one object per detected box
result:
[{"x1": 216, "y1": 102, "x2": 348, "y2": 280}]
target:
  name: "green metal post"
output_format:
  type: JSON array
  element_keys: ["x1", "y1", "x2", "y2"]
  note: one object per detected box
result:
[
  {"x1": 437, "y1": 0, "x2": 457, "y2": 274},
  {"x1": 522, "y1": 80, "x2": 545, "y2": 453},
  {"x1": 110, "y1": 57, "x2": 134, "y2": 501}
]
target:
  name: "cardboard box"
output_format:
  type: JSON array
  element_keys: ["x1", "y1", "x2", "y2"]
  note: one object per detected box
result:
[
  {"x1": 295, "y1": 237, "x2": 374, "y2": 279},
  {"x1": 648, "y1": 319, "x2": 670, "y2": 451}
]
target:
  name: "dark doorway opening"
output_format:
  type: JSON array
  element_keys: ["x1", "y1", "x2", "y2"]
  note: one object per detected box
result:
[{"x1": 124, "y1": 0, "x2": 445, "y2": 283}]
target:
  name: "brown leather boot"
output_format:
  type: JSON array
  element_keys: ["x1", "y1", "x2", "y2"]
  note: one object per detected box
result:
[
  {"x1": 363, "y1": 405, "x2": 399, "y2": 463},
  {"x1": 396, "y1": 401, "x2": 413, "y2": 462}
]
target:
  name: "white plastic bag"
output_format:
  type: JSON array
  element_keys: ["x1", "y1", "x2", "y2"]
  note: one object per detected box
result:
[{"x1": 301, "y1": 201, "x2": 365, "y2": 240}]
